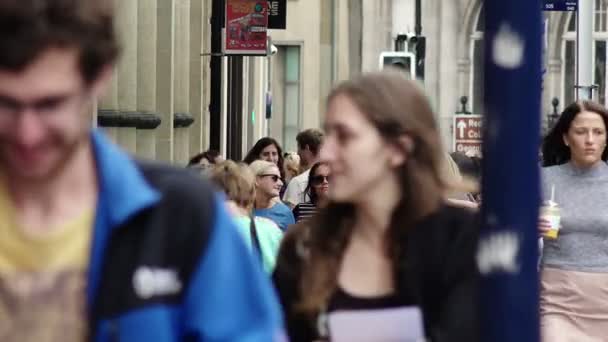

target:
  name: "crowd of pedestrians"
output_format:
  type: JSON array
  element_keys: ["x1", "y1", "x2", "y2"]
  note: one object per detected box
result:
[
  {"x1": 182, "y1": 70, "x2": 486, "y2": 342},
  {"x1": 0, "y1": 0, "x2": 483, "y2": 340},
  {"x1": 4, "y1": 1, "x2": 607, "y2": 341},
  {"x1": 162, "y1": 84, "x2": 608, "y2": 342}
]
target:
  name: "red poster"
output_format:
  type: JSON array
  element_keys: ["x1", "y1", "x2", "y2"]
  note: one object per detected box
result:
[{"x1": 225, "y1": 0, "x2": 268, "y2": 55}]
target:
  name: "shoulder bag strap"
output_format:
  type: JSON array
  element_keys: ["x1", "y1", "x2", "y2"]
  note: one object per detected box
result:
[{"x1": 249, "y1": 215, "x2": 263, "y2": 263}]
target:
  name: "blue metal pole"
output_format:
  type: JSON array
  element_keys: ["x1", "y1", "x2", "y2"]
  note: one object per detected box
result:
[{"x1": 479, "y1": 0, "x2": 542, "y2": 341}]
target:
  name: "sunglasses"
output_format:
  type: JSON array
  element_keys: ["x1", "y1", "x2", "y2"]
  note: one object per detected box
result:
[
  {"x1": 311, "y1": 175, "x2": 331, "y2": 186},
  {"x1": 260, "y1": 174, "x2": 282, "y2": 182}
]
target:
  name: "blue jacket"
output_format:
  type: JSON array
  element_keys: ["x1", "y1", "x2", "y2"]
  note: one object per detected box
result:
[{"x1": 88, "y1": 131, "x2": 283, "y2": 341}]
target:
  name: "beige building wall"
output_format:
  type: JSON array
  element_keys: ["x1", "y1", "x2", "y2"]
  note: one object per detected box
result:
[
  {"x1": 96, "y1": 0, "x2": 351, "y2": 162},
  {"x1": 360, "y1": 0, "x2": 393, "y2": 72},
  {"x1": 200, "y1": 1, "x2": 213, "y2": 153},
  {"x1": 96, "y1": 0, "x2": 208, "y2": 164},
  {"x1": 334, "y1": 0, "x2": 352, "y2": 81},
  {"x1": 268, "y1": 0, "x2": 322, "y2": 140},
  {"x1": 262, "y1": 0, "x2": 352, "y2": 153}
]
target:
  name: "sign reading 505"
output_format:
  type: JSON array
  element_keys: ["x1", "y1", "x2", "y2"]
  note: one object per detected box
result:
[{"x1": 542, "y1": 0, "x2": 577, "y2": 11}]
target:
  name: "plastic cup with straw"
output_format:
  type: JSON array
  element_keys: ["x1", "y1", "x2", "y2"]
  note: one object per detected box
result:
[{"x1": 540, "y1": 184, "x2": 561, "y2": 240}]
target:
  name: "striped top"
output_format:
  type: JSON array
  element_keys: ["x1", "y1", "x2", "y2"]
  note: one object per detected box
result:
[{"x1": 292, "y1": 202, "x2": 317, "y2": 223}]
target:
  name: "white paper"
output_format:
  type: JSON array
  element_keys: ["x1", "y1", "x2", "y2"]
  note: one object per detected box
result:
[{"x1": 327, "y1": 306, "x2": 425, "y2": 342}]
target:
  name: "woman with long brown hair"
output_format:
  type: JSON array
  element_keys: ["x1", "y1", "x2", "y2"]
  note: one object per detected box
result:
[
  {"x1": 292, "y1": 162, "x2": 331, "y2": 223},
  {"x1": 272, "y1": 71, "x2": 479, "y2": 342},
  {"x1": 539, "y1": 101, "x2": 608, "y2": 341}
]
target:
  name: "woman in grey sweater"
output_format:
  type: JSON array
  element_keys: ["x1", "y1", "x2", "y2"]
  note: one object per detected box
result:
[{"x1": 539, "y1": 100, "x2": 608, "y2": 341}]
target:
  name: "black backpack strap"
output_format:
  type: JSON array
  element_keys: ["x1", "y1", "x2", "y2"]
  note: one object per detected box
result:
[{"x1": 249, "y1": 215, "x2": 263, "y2": 263}]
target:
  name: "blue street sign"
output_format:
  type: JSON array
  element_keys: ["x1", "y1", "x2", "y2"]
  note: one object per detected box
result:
[
  {"x1": 480, "y1": 0, "x2": 542, "y2": 341},
  {"x1": 542, "y1": 0, "x2": 577, "y2": 11}
]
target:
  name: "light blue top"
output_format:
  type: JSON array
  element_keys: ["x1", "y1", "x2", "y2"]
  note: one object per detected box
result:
[
  {"x1": 254, "y1": 202, "x2": 295, "y2": 231},
  {"x1": 233, "y1": 216, "x2": 283, "y2": 273}
]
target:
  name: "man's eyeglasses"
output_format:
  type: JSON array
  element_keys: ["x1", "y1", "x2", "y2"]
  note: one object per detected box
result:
[
  {"x1": 310, "y1": 175, "x2": 331, "y2": 186},
  {"x1": 0, "y1": 93, "x2": 86, "y2": 121},
  {"x1": 260, "y1": 174, "x2": 282, "y2": 182}
]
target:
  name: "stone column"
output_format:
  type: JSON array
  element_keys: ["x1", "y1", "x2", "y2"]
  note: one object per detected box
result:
[
  {"x1": 174, "y1": 114, "x2": 194, "y2": 165},
  {"x1": 319, "y1": 0, "x2": 334, "y2": 115},
  {"x1": 336, "y1": 0, "x2": 351, "y2": 80},
  {"x1": 457, "y1": 58, "x2": 471, "y2": 100},
  {"x1": 544, "y1": 59, "x2": 562, "y2": 128},
  {"x1": 422, "y1": 0, "x2": 441, "y2": 109},
  {"x1": 247, "y1": 56, "x2": 267, "y2": 149},
  {"x1": 115, "y1": 0, "x2": 139, "y2": 154},
  {"x1": 348, "y1": 0, "x2": 363, "y2": 75},
  {"x1": 545, "y1": 13, "x2": 566, "y2": 116},
  {"x1": 361, "y1": 0, "x2": 392, "y2": 72},
  {"x1": 189, "y1": 0, "x2": 204, "y2": 157},
  {"x1": 97, "y1": 70, "x2": 120, "y2": 143},
  {"x1": 156, "y1": 0, "x2": 176, "y2": 162},
  {"x1": 438, "y1": 0, "x2": 460, "y2": 149},
  {"x1": 173, "y1": 0, "x2": 193, "y2": 165},
  {"x1": 136, "y1": 0, "x2": 161, "y2": 160},
  {"x1": 201, "y1": 0, "x2": 213, "y2": 152}
]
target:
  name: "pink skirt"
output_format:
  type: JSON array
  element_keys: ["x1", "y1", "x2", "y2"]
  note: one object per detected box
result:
[{"x1": 540, "y1": 267, "x2": 608, "y2": 342}]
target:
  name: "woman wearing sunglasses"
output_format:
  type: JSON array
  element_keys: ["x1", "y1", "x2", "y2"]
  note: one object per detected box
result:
[
  {"x1": 250, "y1": 160, "x2": 295, "y2": 231},
  {"x1": 292, "y1": 162, "x2": 330, "y2": 223}
]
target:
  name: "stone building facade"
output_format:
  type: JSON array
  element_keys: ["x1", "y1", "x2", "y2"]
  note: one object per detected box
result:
[
  {"x1": 358, "y1": 0, "x2": 603, "y2": 149},
  {"x1": 95, "y1": 0, "x2": 353, "y2": 164},
  {"x1": 98, "y1": 0, "x2": 593, "y2": 160}
]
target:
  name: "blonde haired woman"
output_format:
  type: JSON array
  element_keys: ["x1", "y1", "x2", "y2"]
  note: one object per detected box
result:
[
  {"x1": 209, "y1": 161, "x2": 283, "y2": 273},
  {"x1": 250, "y1": 160, "x2": 295, "y2": 231},
  {"x1": 283, "y1": 152, "x2": 302, "y2": 184}
]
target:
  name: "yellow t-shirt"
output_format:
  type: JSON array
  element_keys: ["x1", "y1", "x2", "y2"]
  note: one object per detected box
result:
[{"x1": 0, "y1": 184, "x2": 93, "y2": 341}]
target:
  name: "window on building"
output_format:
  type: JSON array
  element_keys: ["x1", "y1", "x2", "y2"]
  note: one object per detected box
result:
[
  {"x1": 563, "y1": 0, "x2": 608, "y2": 106},
  {"x1": 283, "y1": 46, "x2": 301, "y2": 152},
  {"x1": 269, "y1": 45, "x2": 302, "y2": 152},
  {"x1": 564, "y1": 39, "x2": 577, "y2": 106},
  {"x1": 597, "y1": 0, "x2": 607, "y2": 32},
  {"x1": 470, "y1": 6, "x2": 484, "y2": 114},
  {"x1": 471, "y1": 3, "x2": 608, "y2": 111}
]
